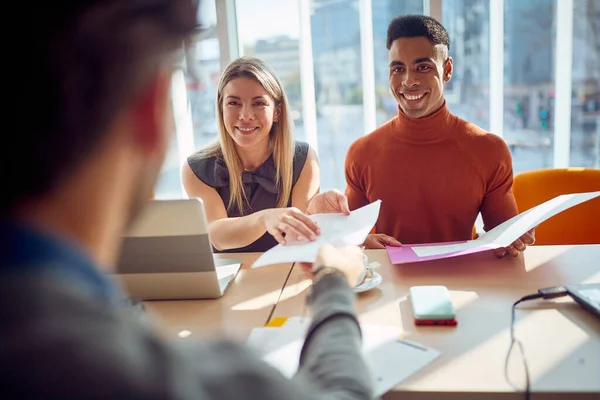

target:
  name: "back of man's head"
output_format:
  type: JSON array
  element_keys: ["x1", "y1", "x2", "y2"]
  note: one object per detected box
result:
[
  {"x1": 3, "y1": 1, "x2": 196, "y2": 214},
  {"x1": 386, "y1": 14, "x2": 450, "y2": 51}
]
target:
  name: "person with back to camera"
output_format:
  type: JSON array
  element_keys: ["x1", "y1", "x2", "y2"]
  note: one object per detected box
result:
[{"x1": 0, "y1": 1, "x2": 373, "y2": 398}]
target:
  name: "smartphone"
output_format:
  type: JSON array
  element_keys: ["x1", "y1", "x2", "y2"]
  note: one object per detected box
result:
[{"x1": 409, "y1": 285, "x2": 457, "y2": 326}]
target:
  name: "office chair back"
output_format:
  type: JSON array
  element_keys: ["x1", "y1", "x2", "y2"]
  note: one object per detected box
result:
[{"x1": 512, "y1": 168, "x2": 600, "y2": 245}]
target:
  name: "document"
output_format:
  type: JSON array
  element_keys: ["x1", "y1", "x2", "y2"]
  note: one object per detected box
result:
[
  {"x1": 252, "y1": 200, "x2": 381, "y2": 267},
  {"x1": 388, "y1": 191, "x2": 600, "y2": 263},
  {"x1": 247, "y1": 317, "x2": 439, "y2": 397}
]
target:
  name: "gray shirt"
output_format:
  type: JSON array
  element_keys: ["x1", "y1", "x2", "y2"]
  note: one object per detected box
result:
[{"x1": 0, "y1": 221, "x2": 373, "y2": 399}]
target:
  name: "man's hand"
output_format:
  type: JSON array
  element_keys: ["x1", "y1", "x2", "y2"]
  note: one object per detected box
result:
[
  {"x1": 307, "y1": 189, "x2": 350, "y2": 215},
  {"x1": 363, "y1": 233, "x2": 402, "y2": 249},
  {"x1": 298, "y1": 244, "x2": 365, "y2": 287},
  {"x1": 494, "y1": 228, "x2": 536, "y2": 258}
]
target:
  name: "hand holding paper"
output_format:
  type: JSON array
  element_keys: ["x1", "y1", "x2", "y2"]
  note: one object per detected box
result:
[
  {"x1": 306, "y1": 189, "x2": 350, "y2": 215},
  {"x1": 388, "y1": 191, "x2": 600, "y2": 264},
  {"x1": 252, "y1": 200, "x2": 381, "y2": 267},
  {"x1": 493, "y1": 228, "x2": 536, "y2": 258}
]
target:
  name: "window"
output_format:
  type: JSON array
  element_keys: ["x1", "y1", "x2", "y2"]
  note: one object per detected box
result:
[
  {"x1": 154, "y1": 135, "x2": 183, "y2": 199},
  {"x1": 188, "y1": 34, "x2": 222, "y2": 151},
  {"x1": 236, "y1": 0, "x2": 304, "y2": 139},
  {"x1": 504, "y1": 0, "x2": 556, "y2": 173},
  {"x1": 373, "y1": 0, "x2": 424, "y2": 125},
  {"x1": 156, "y1": 0, "x2": 600, "y2": 200},
  {"x1": 443, "y1": 0, "x2": 490, "y2": 131},
  {"x1": 311, "y1": 0, "x2": 364, "y2": 190},
  {"x1": 571, "y1": 0, "x2": 600, "y2": 168},
  {"x1": 154, "y1": 0, "x2": 220, "y2": 199}
]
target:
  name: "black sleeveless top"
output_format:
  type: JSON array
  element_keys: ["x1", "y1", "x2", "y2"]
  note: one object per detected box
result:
[{"x1": 187, "y1": 141, "x2": 310, "y2": 253}]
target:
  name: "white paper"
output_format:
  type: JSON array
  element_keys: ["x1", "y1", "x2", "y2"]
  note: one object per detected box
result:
[
  {"x1": 252, "y1": 200, "x2": 381, "y2": 267},
  {"x1": 247, "y1": 319, "x2": 439, "y2": 397},
  {"x1": 413, "y1": 191, "x2": 600, "y2": 257}
]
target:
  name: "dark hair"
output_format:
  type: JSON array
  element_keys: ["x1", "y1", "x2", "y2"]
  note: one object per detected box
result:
[
  {"x1": 386, "y1": 14, "x2": 450, "y2": 51},
  {"x1": 3, "y1": 1, "x2": 196, "y2": 213}
]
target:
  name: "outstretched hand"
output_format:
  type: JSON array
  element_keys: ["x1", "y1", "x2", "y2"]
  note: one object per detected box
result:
[
  {"x1": 363, "y1": 233, "x2": 402, "y2": 249},
  {"x1": 298, "y1": 244, "x2": 366, "y2": 287},
  {"x1": 307, "y1": 189, "x2": 350, "y2": 215}
]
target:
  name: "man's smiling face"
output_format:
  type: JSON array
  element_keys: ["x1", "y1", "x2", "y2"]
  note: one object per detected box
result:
[{"x1": 388, "y1": 36, "x2": 453, "y2": 118}]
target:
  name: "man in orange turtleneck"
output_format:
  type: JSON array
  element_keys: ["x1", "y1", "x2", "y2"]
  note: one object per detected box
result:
[{"x1": 343, "y1": 14, "x2": 535, "y2": 257}]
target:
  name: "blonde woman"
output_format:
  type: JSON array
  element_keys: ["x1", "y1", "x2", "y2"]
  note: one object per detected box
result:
[{"x1": 182, "y1": 57, "x2": 321, "y2": 252}]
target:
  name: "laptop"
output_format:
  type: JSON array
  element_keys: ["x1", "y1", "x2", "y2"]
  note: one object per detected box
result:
[
  {"x1": 113, "y1": 198, "x2": 242, "y2": 300},
  {"x1": 565, "y1": 283, "x2": 600, "y2": 320}
]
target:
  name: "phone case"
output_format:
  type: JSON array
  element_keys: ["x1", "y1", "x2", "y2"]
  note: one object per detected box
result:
[
  {"x1": 409, "y1": 285, "x2": 456, "y2": 321},
  {"x1": 414, "y1": 319, "x2": 458, "y2": 326}
]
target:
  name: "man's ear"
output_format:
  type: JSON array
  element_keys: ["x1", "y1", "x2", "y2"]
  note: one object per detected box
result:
[
  {"x1": 443, "y1": 57, "x2": 454, "y2": 82},
  {"x1": 130, "y1": 69, "x2": 173, "y2": 155}
]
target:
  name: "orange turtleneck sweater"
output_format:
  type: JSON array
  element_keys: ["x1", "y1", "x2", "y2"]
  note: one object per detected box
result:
[{"x1": 345, "y1": 103, "x2": 519, "y2": 244}]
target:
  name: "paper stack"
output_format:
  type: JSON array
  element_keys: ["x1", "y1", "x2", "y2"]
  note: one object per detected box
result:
[
  {"x1": 388, "y1": 191, "x2": 600, "y2": 264},
  {"x1": 247, "y1": 317, "x2": 439, "y2": 397}
]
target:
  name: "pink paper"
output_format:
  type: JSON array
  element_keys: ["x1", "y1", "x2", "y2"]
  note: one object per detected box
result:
[{"x1": 386, "y1": 241, "x2": 495, "y2": 264}]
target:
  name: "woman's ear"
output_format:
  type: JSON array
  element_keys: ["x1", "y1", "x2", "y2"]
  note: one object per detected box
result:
[{"x1": 273, "y1": 104, "x2": 282, "y2": 123}]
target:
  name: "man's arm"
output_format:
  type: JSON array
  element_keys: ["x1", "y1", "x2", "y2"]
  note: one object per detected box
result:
[
  {"x1": 6, "y1": 272, "x2": 371, "y2": 400},
  {"x1": 190, "y1": 246, "x2": 372, "y2": 399},
  {"x1": 292, "y1": 273, "x2": 372, "y2": 398},
  {"x1": 479, "y1": 139, "x2": 518, "y2": 232},
  {"x1": 479, "y1": 138, "x2": 534, "y2": 257},
  {"x1": 186, "y1": 273, "x2": 371, "y2": 400},
  {"x1": 344, "y1": 142, "x2": 369, "y2": 211}
]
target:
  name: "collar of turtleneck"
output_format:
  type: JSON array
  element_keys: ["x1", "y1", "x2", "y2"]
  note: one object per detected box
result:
[{"x1": 393, "y1": 101, "x2": 453, "y2": 143}]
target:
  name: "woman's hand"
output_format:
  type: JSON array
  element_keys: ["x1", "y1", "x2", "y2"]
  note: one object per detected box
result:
[{"x1": 260, "y1": 207, "x2": 320, "y2": 245}]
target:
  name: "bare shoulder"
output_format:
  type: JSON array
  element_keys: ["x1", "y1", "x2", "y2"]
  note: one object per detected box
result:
[
  {"x1": 181, "y1": 161, "x2": 212, "y2": 197},
  {"x1": 306, "y1": 144, "x2": 318, "y2": 162}
]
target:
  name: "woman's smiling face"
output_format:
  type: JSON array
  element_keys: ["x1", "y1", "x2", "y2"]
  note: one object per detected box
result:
[{"x1": 221, "y1": 77, "x2": 280, "y2": 149}]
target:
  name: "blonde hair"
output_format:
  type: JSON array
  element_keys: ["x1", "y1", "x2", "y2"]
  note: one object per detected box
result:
[{"x1": 200, "y1": 56, "x2": 295, "y2": 213}]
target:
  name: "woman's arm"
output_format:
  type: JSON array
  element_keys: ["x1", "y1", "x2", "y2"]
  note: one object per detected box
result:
[
  {"x1": 292, "y1": 146, "x2": 320, "y2": 213},
  {"x1": 181, "y1": 163, "x2": 318, "y2": 250}
]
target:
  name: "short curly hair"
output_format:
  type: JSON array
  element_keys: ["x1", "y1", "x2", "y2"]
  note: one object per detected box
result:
[{"x1": 386, "y1": 14, "x2": 450, "y2": 51}]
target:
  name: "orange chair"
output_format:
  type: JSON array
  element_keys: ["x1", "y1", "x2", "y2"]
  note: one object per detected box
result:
[{"x1": 512, "y1": 168, "x2": 600, "y2": 245}]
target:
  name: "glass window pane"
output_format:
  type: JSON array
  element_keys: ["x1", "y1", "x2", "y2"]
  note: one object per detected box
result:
[
  {"x1": 504, "y1": 0, "x2": 557, "y2": 173},
  {"x1": 311, "y1": 0, "x2": 363, "y2": 190},
  {"x1": 372, "y1": 0, "x2": 424, "y2": 125},
  {"x1": 236, "y1": 0, "x2": 304, "y2": 139},
  {"x1": 155, "y1": 0, "x2": 220, "y2": 199},
  {"x1": 571, "y1": 0, "x2": 600, "y2": 168},
  {"x1": 189, "y1": 37, "x2": 222, "y2": 150},
  {"x1": 443, "y1": 0, "x2": 490, "y2": 131},
  {"x1": 154, "y1": 135, "x2": 182, "y2": 199}
]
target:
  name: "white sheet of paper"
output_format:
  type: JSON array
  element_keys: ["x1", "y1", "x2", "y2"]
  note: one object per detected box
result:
[
  {"x1": 252, "y1": 200, "x2": 381, "y2": 267},
  {"x1": 246, "y1": 319, "x2": 439, "y2": 397},
  {"x1": 413, "y1": 191, "x2": 600, "y2": 257}
]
